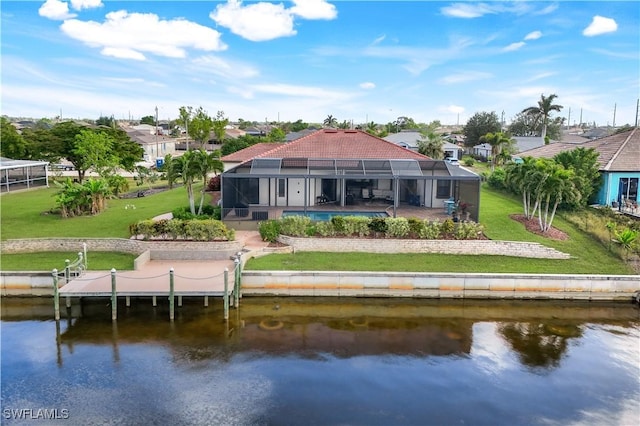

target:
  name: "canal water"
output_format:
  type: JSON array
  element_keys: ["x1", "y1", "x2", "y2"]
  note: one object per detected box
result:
[{"x1": 1, "y1": 297, "x2": 639, "y2": 425}]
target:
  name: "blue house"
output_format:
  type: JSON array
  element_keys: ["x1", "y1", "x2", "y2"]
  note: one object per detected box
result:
[{"x1": 518, "y1": 128, "x2": 639, "y2": 206}]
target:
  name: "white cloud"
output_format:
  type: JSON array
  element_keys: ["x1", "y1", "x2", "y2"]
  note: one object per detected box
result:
[
  {"x1": 359, "y1": 82, "x2": 375, "y2": 89},
  {"x1": 70, "y1": 0, "x2": 103, "y2": 10},
  {"x1": 38, "y1": 0, "x2": 76, "y2": 20},
  {"x1": 440, "y1": 2, "x2": 541, "y2": 19},
  {"x1": 251, "y1": 83, "x2": 347, "y2": 100},
  {"x1": 445, "y1": 105, "x2": 465, "y2": 114},
  {"x1": 290, "y1": 0, "x2": 337, "y2": 20},
  {"x1": 524, "y1": 31, "x2": 542, "y2": 41},
  {"x1": 441, "y1": 3, "x2": 495, "y2": 18},
  {"x1": 60, "y1": 11, "x2": 227, "y2": 60},
  {"x1": 372, "y1": 34, "x2": 386, "y2": 45},
  {"x1": 503, "y1": 41, "x2": 526, "y2": 52},
  {"x1": 101, "y1": 47, "x2": 145, "y2": 61},
  {"x1": 190, "y1": 55, "x2": 259, "y2": 79},
  {"x1": 583, "y1": 15, "x2": 618, "y2": 37},
  {"x1": 439, "y1": 71, "x2": 492, "y2": 85},
  {"x1": 210, "y1": 0, "x2": 337, "y2": 42},
  {"x1": 210, "y1": 0, "x2": 296, "y2": 42}
]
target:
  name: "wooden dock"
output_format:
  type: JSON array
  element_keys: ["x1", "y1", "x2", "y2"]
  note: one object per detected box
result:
[{"x1": 55, "y1": 259, "x2": 242, "y2": 321}]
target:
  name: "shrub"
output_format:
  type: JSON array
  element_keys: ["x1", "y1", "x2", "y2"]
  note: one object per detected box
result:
[
  {"x1": 207, "y1": 175, "x2": 221, "y2": 191},
  {"x1": 407, "y1": 217, "x2": 422, "y2": 237},
  {"x1": 454, "y1": 222, "x2": 483, "y2": 240},
  {"x1": 385, "y1": 217, "x2": 410, "y2": 238},
  {"x1": 463, "y1": 157, "x2": 475, "y2": 167},
  {"x1": 419, "y1": 219, "x2": 442, "y2": 239},
  {"x1": 280, "y1": 215, "x2": 311, "y2": 237},
  {"x1": 441, "y1": 218, "x2": 455, "y2": 236},
  {"x1": 368, "y1": 217, "x2": 387, "y2": 234},
  {"x1": 305, "y1": 225, "x2": 317, "y2": 237},
  {"x1": 343, "y1": 216, "x2": 371, "y2": 237},
  {"x1": 315, "y1": 221, "x2": 336, "y2": 237},
  {"x1": 172, "y1": 206, "x2": 195, "y2": 220},
  {"x1": 166, "y1": 219, "x2": 184, "y2": 240},
  {"x1": 259, "y1": 220, "x2": 281, "y2": 243},
  {"x1": 136, "y1": 219, "x2": 156, "y2": 240},
  {"x1": 331, "y1": 216, "x2": 346, "y2": 234},
  {"x1": 487, "y1": 167, "x2": 506, "y2": 190},
  {"x1": 153, "y1": 219, "x2": 171, "y2": 239}
]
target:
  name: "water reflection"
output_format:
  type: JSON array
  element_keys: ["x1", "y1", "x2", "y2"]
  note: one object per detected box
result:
[{"x1": 1, "y1": 297, "x2": 638, "y2": 426}]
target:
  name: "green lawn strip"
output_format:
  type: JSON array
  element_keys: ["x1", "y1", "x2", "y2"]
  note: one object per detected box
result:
[
  {"x1": 1, "y1": 252, "x2": 136, "y2": 271},
  {"x1": 1, "y1": 184, "x2": 208, "y2": 240},
  {"x1": 479, "y1": 186, "x2": 632, "y2": 272},
  {"x1": 244, "y1": 252, "x2": 619, "y2": 274}
]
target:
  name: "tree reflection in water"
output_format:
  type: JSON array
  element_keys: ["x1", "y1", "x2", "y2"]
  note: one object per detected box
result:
[{"x1": 498, "y1": 322, "x2": 583, "y2": 369}]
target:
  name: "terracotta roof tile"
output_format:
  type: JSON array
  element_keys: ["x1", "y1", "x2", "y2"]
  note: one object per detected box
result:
[
  {"x1": 518, "y1": 128, "x2": 639, "y2": 172},
  {"x1": 255, "y1": 129, "x2": 430, "y2": 160},
  {"x1": 221, "y1": 143, "x2": 284, "y2": 162}
]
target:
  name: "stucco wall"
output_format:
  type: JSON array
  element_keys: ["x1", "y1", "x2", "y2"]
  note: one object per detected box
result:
[{"x1": 277, "y1": 235, "x2": 570, "y2": 259}]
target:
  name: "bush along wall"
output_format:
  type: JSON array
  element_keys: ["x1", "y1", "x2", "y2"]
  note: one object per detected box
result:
[
  {"x1": 130, "y1": 218, "x2": 234, "y2": 241},
  {"x1": 258, "y1": 215, "x2": 484, "y2": 242}
]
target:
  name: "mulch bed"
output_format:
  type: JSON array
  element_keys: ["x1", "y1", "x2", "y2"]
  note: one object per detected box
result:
[{"x1": 510, "y1": 214, "x2": 569, "y2": 241}]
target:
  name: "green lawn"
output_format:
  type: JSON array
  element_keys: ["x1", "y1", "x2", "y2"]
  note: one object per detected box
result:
[
  {"x1": 246, "y1": 185, "x2": 635, "y2": 275},
  {"x1": 1, "y1": 184, "x2": 208, "y2": 240},
  {"x1": 0, "y1": 252, "x2": 136, "y2": 271},
  {"x1": 1, "y1": 183, "x2": 634, "y2": 275}
]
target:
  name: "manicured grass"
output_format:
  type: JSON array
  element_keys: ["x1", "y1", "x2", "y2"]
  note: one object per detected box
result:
[
  {"x1": 0, "y1": 184, "x2": 209, "y2": 240},
  {"x1": 1, "y1": 252, "x2": 136, "y2": 271},
  {"x1": 245, "y1": 252, "x2": 621, "y2": 274},
  {"x1": 245, "y1": 185, "x2": 635, "y2": 275}
]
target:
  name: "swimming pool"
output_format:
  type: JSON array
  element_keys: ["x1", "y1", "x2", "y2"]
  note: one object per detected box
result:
[{"x1": 282, "y1": 210, "x2": 388, "y2": 221}]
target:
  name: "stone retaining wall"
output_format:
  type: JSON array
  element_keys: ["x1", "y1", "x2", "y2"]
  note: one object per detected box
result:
[
  {"x1": 277, "y1": 236, "x2": 570, "y2": 259},
  {"x1": 242, "y1": 271, "x2": 640, "y2": 301},
  {"x1": 1, "y1": 238, "x2": 242, "y2": 259}
]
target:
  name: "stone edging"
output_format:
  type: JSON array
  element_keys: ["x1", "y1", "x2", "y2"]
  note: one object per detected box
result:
[{"x1": 277, "y1": 235, "x2": 570, "y2": 259}]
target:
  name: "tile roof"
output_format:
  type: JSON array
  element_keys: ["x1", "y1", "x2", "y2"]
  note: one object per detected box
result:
[
  {"x1": 518, "y1": 128, "x2": 640, "y2": 172},
  {"x1": 221, "y1": 143, "x2": 284, "y2": 162},
  {"x1": 253, "y1": 129, "x2": 430, "y2": 160}
]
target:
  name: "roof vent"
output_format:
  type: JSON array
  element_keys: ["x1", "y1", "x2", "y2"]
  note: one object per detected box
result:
[
  {"x1": 323, "y1": 128, "x2": 338, "y2": 133},
  {"x1": 345, "y1": 129, "x2": 358, "y2": 133}
]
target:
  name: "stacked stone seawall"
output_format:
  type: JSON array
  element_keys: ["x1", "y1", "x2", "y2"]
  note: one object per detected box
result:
[{"x1": 277, "y1": 236, "x2": 570, "y2": 259}]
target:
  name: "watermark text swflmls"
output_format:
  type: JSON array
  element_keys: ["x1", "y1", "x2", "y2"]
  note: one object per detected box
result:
[{"x1": 2, "y1": 408, "x2": 69, "y2": 420}]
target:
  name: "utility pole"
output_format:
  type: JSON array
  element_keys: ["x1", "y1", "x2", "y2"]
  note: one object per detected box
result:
[
  {"x1": 612, "y1": 103, "x2": 616, "y2": 128},
  {"x1": 567, "y1": 107, "x2": 571, "y2": 130},
  {"x1": 636, "y1": 98, "x2": 639, "y2": 128}
]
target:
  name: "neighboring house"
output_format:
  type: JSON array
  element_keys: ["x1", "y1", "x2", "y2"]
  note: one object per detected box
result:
[
  {"x1": 125, "y1": 129, "x2": 176, "y2": 162},
  {"x1": 513, "y1": 136, "x2": 544, "y2": 153},
  {"x1": 383, "y1": 131, "x2": 462, "y2": 159},
  {"x1": 0, "y1": 157, "x2": 49, "y2": 193},
  {"x1": 285, "y1": 128, "x2": 316, "y2": 142},
  {"x1": 225, "y1": 128, "x2": 247, "y2": 139},
  {"x1": 473, "y1": 143, "x2": 492, "y2": 159},
  {"x1": 518, "y1": 128, "x2": 640, "y2": 206},
  {"x1": 131, "y1": 124, "x2": 156, "y2": 134},
  {"x1": 221, "y1": 129, "x2": 480, "y2": 221},
  {"x1": 383, "y1": 130, "x2": 421, "y2": 151}
]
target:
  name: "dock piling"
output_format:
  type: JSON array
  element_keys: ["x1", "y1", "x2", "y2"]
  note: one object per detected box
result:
[
  {"x1": 169, "y1": 268, "x2": 175, "y2": 321},
  {"x1": 152, "y1": 296, "x2": 157, "y2": 307},
  {"x1": 110, "y1": 268, "x2": 117, "y2": 321},
  {"x1": 204, "y1": 295, "x2": 209, "y2": 307},
  {"x1": 224, "y1": 268, "x2": 229, "y2": 321},
  {"x1": 53, "y1": 269, "x2": 60, "y2": 321},
  {"x1": 234, "y1": 257, "x2": 240, "y2": 309}
]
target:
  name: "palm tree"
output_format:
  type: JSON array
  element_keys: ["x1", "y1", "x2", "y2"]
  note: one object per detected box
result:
[
  {"x1": 365, "y1": 121, "x2": 378, "y2": 135},
  {"x1": 193, "y1": 149, "x2": 224, "y2": 215},
  {"x1": 522, "y1": 94, "x2": 563, "y2": 141},
  {"x1": 417, "y1": 131, "x2": 444, "y2": 159},
  {"x1": 479, "y1": 132, "x2": 514, "y2": 170},
  {"x1": 173, "y1": 150, "x2": 201, "y2": 215},
  {"x1": 323, "y1": 115, "x2": 338, "y2": 128}
]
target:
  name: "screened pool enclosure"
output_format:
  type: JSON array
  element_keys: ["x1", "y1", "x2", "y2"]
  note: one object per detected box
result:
[{"x1": 221, "y1": 157, "x2": 480, "y2": 222}]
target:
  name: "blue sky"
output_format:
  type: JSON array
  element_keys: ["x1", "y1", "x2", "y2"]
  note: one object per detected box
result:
[{"x1": 1, "y1": 0, "x2": 638, "y2": 127}]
